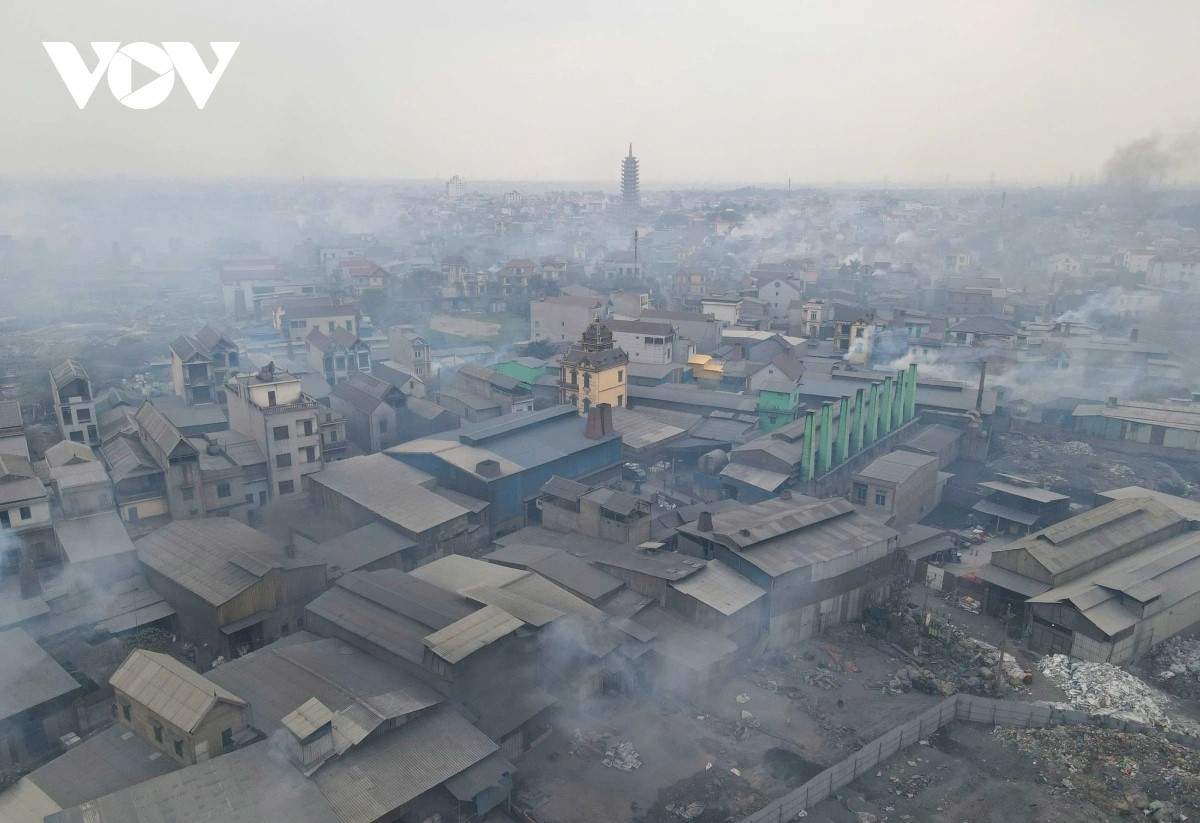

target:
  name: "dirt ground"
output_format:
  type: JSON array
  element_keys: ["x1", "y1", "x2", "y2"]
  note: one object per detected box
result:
[
  {"x1": 515, "y1": 632, "x2": 963, "y2": 823},
  {"x1": 429, "y1": 314, "x2": 502, "y2": 338}
]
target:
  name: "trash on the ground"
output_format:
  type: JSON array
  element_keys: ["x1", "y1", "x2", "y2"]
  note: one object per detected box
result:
[
  {"x1": 1150, "y1": 635, "x2": 1200, "y2": 699},
  {"x1": 1038, "y1": 654, "x2": 1198, "y2": 733},
  {"x1": 666, "y1": 801, "x2": 705, "y2": 820},
  {"x1": 602, "y1": 740, "x2": 642, "y2": 771},
  {"x1": 736, "y1": 693, "x2": 751, "y2": 703}
]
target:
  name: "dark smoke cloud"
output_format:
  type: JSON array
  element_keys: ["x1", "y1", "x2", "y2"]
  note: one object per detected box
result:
[{"x1": 1103, "y1": 131, "x2": 1200, "y2": 191}]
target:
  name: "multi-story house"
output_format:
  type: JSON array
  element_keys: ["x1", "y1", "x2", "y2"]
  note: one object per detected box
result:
[
  {"x1": 335, "y1": 258, "x2": 391, "y2": 297},
  {"x1": 530, "y1": 295, "x2": 604, "y2": 342},
  {"x1": 605, "y1": 318, "x2": 685, "y2": 365},
  {"x1": 226, "y1": 363, "x2": 325, "y2": 500},
  {"x1": 169, "y1": 325, "x2": 239, "y2": 406},
  {"x1": 330, "y1": 371, "x2": 406, "y2": 453},
  {"x1": 49, "y1": 359, "x2": 98, "y2": 446},
  {"x1": 134, "y1": 402, "x2": 248, "y2": 518},
  {"x1": 558, "y1": 320, "x2": 629, "y2": 414},
  {"x1": 388, "y1": 325, "x2": 433, "y2": 381},
  {"x1": 0, "y1": 453, "x2": 53, "y2": 567},
  {"x1": 305, "y1": 326, "x2": 372, "y2": 385},
  {"x1": 674, "y1": 268, "x2": 710, "y2": 298},
  {"x1": 274, "y1": 298, "x2": 360, "y2": 343}
]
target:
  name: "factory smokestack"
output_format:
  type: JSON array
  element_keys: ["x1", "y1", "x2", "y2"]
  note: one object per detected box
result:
[
  {"x1": 696, "y1": 511, "x2": 713, "y2": 532},
  {"x1": 975, "y1": 360, "x2": 988, "y2": 413}
]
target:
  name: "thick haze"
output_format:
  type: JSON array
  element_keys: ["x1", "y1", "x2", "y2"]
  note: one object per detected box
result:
[{"x1": 3, "y1": 0, "x2": 1200, "y2": 185}]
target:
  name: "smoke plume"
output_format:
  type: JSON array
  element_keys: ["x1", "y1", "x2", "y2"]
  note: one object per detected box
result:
[{"x1": 1103, "y1": 131, "x2": 1200, "y2": 191}]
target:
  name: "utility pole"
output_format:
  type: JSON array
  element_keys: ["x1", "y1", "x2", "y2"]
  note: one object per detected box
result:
[{"x1": 996, "y1": 604, "x2": 1014, "y2": 693}]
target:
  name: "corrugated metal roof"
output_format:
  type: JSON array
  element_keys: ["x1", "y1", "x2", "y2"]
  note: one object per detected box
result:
[
  {"x1": 669, "y1": 559, "x2": 765, "y2": 615},
  {"x1": 979, "y1": 481, "x2": 1069, "y2": 504},
  {"x1": 719, "y1": 462, "x2": 790, "y2": 492},
  {"x1": 312, "y1": 706, "x2": 497, "y2": 821},
  {"x1": 0, "y1": 628, "x2": 79, "y2": 722},
  {"x1": 409, "y1": 554, "x2": 529, "y2": 592},
  {"x1": 100, "y1": 435, "x2": 159, "y2": 483},
  {"x1": 309, "y1": 454, "x2": 472, "y2": 535},
  {"x1": 47, "y1": 739, "x2": 340, "y2": 823},
  {"x1": 972, "y1": 499, "x2": 1041, "y2": 526},
  {"x1": 48, "y1": 460, "x2": 110, "y2": 490},
  {"x1": 110, "y1": 650, "x2": 245, "y2": 733},
  {"x1": 1096, "y1": 486, "x2": 1200, "y2": 520},
  {"x1": 424, "y1": 605, "x2": 523, "y2": 664},
  {"x1": 50, "y1": 359, "x2": 88, "y2": 390},
  {"x1": 582, "y1": 486, "x2": 644, "y2": 517},
  {"x1": 54, "y1": 511, "x2": 136, "y2": 564},
  {"x1": 855, "y1": 450, "x2": 938, "y2": 485},
  {"x1": 502, "y1": 574, "x2": 605, "y2": 621},
  {"x1": 304, "y1": 587, "x2": 434, "y2": 665},
  {"x1": 443, "y1": 751, "x2": 515, "y2": 801},
  {"x1": 457, "y1": 584, "x2": 564, "y2": 626},
  {"x1": 207, "y1": 635, "x2": 442, "y2": 739},
  {"x1": 23, "y1": 724, "x2": 177, "y2": 811},
  {"x1": 135, "y1": 518, "x2": 301, "y2": 607},
  {"x1": 298, "y1": 522, "x2": 416, "y2": 579},
  {"x1": 44, "y1": 441, "x2": 96, "y2": 468},
  {"x1": 540, "y1": 475, "x2": 590, "y2": 501},
  {"x1": 282, "y1": 697, "x2": 335, "y2": 740},
  {"x1": 336, "y1": 569, "x2": 476, "y2": 629},
  {"x1": 972, "y1": 564, "x2": 1051, "y2": 597},
  {"x1": 0, "y1": 399, "x2": 23, "y2": 430}
]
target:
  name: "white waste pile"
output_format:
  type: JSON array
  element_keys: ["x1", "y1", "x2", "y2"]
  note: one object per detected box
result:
[
  {"x1": 603, "y1": 740, "x2": 642, "y2": 771},
  {"x1": 958, "y1": 636, "x2": 1027, "y2": 685},
  {"x1": 1038, "y1": 654, "x2": 1191, "y2": 731}
]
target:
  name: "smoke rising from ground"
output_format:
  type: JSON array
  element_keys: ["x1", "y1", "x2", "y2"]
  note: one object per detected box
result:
[{"x1": 1103, "y1": 131, "x2": 1200, "y2": 190}]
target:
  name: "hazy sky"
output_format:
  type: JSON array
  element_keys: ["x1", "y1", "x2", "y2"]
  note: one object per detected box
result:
[{"x1": 2, "y1": 0, "x2": 1199, "y2": 185}]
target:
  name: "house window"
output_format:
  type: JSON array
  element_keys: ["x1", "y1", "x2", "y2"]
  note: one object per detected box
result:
[
  {"x1": 378, "y1": 418, "x2": 388, "y2": 434},
  {"x1": 267, "y1": 390, "x2": 276, "y2": 406},
  {"x1": 279, "y1": 480, "x2": 294, "y2": 495},
  {"x1": 121, "y1": 702, "x2": 131, "y2": 721},
  {"x1": 852, "y1": 483, "x2": 867, "y2": 503},
  {"x1": 0, "y1": 511, "x2": 8, "y2": 528},
  {"x1": 173, "y1": 739, "x2": 184, "y2": 757},
  {"x1": 583, "y1": 373, "x2": 591, "y2": 389},
  {"x1": 304, "y1": 446, "x2": 317, "y2": 463},
  {"x1": 302, "y1": 420, "x2": 314, "y2": 436},
  {"x1": 152, "y1": 723, "x2": 163, "y2": 743},
  {"x1": 181, "y1": 487, "x2": 195, "y2": 502},
  {"x1": 875, "y1": 490, "x2": 888, "y2": 506},
  {"x1": 19, "y1": 506, "x2": 31, "y2": 520},
  {"x1": 221, "y1": 728, "x2": 234, "y2": 749},
  {"x1": 216, "y1": 483, "x2": 231, "y2": 499},
  {"x1": 245, "y1": 494, "x2": 254, "y2": 505},
  {"x1": 276, "y1": 453, "x2": 292, "y2": 468},
  {"x1": 617, "y1": 395, "x2": 623, "y2": 407},
  {"x1": 273, "y1": 425, "x2": 289, "y2": 441},
  {"x1": 617, "y1": 370, "x2": 623, "y2": 383},
  {"x1": 281, "y1": 623, "x2": 290, "y2": 636}
]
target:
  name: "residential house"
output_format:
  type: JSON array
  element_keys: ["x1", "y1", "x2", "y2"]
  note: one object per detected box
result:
[
  {"x1": 135, "y1": 518, "x2": 327, "y2": 663},
  {"x1": 99, "y1": 434, "x2": 167, "y2": 523},
  {"x1": 0, "y1": 453, "x2": 54, "y2": 566},
  {"x1": 304, "y1": 326, "x2": 371, "y2": 386},
  {"x1": 329, "y1": 371, "x2": 406, "y2": 453},
  {"x1": 558, "y1": 320, "x2": 629, "y2": 414},
  {"x1": 133, "y1": 402, "x2": 245, "y2": 518},
  {"x1": 747, "y1": 351, "x2": 805, "y2": 432},
  {"x1": 110, "y1": 649, "x2": 250, "y2": 767},
  {"x1": 168, "y1": 326, "x2": 239, "y2": 406},
  {"x1": 274, "y1": 299, "x2": 360, "y2": 344},
  {"x1": 0, "y1": 399, "x2": 30, "y2": 459},
  {"x1": 530, "y1": 295, "x2": 604, "y2": 343},
  {"x1": 640, "y1": 308, "x2": 722, "y2": 352},
  {"x1": 455, "y1": 364, "x2": 534, "y2": 414},
  {"x1": 226, "y1": 363, "x2": 328, "y2": 501},
  {"x1": 49, "y1": 359, "x2": 98, "y2": 446},
  {"x1": 333, "y1": 257, "x2": 390, "y2": 297},
  {"x1": 388, "y1": 325, "x2": 432, "y2": 380},
  {"x1": 605, "y1": 318, "x2": 687, "y2": 366},
  {"x1": 756, "y1": 277, "x2": 804, "y2": 320}
]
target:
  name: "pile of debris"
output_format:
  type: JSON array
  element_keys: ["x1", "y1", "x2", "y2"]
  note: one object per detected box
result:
[
  {"x1": 992, "y1": 432, "x2": 1194, "y2": 496},
  {"x1": 953, "y1": 637, "x2": 1030, "y2": 687},
  {"x1": 1038, "y1": 654, "x2": 1192, "y2": 732},
  {"x1": 1149, "y1": 635, "x2": 1200, "y2": 699},
  {"x1": 604, "y1": 740, "x2": 642, "y2": 771},
  {"x1": 994, "y1": 725, "x2": 1200, "y2": 820},
  {"x1": 883, "y1": 667, "x2": 957, "y2": 697}
]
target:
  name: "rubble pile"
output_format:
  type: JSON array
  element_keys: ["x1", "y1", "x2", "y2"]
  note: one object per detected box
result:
[
  {"x1": 634, "y1": 769, "x2": 767, "y2": 823},
  {"x1": 1037, "y1": 654, "x2": 1190, "y2": 730},
  {"x1": 995, "y1": 725, "x2": 1200, "y2": 820},
  {"x1": 883, "y1": 667, "x2": 957, "y2": 697},
  {"x1": 992, "y1": 433, "x2": 1195, "y2": 496},
  {"x1": 1149, "y1": 636, "x2": 1200, "y2": 699},
  {"x1": 604, "y1": 740, "x2": 642, "y2": 771}
]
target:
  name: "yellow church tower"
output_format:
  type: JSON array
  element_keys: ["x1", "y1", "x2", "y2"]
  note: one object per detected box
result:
[{"x1": 558, "y1": 318, "x2": 629, "y2": 414}]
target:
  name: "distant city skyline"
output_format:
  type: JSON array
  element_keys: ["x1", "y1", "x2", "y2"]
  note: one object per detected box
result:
[{"x1": 4, "y1": 1, "x2": 1200, "y2": 184}]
